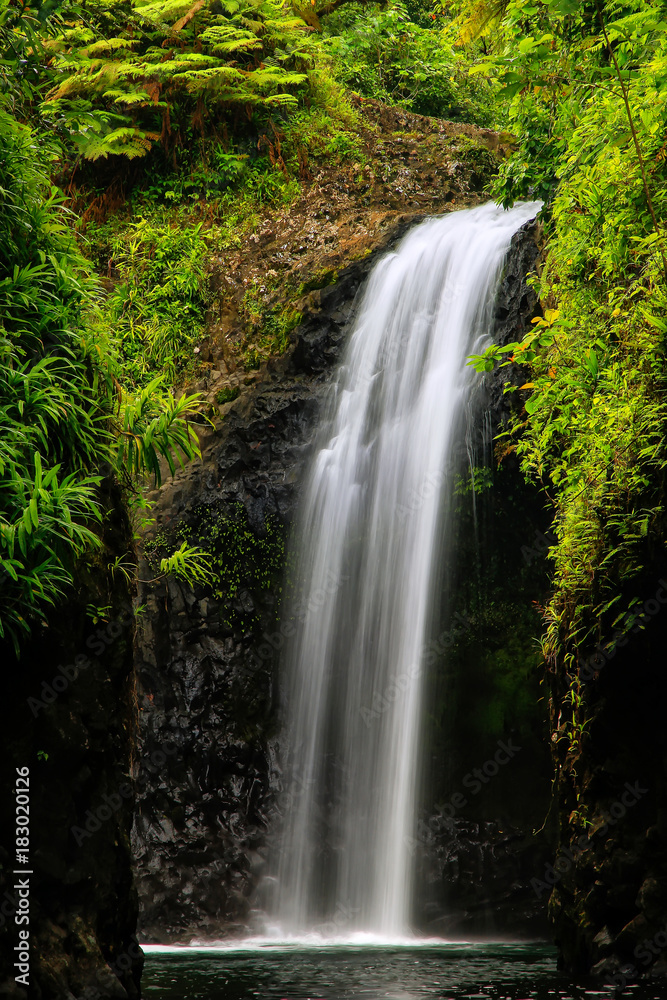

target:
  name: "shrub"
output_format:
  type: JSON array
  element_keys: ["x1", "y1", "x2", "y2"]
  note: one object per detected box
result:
[{"x1": 324, "y1": 1, "x2": 496, "y2": 124}]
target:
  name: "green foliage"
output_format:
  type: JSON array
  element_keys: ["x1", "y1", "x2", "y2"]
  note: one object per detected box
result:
[
  {"x1": 466, "y1": 0, "x2": 667, "y2": 676},
  {"x1": 454, "y1": 465, "x2": 494, "y2": 495},
  {"x1": 0, "y1": 85, "x2": 204, "y2": 653},
  {"x1": 142, "y1": 147, "x2": 249, "y2": 204},
  {"x1": 0, "y1": 100, "x2": 115, "y2": 653},
  {"x1": 0, "y1": 0, "x2": 56, "y2": 105},
  {"x1": 240, "y1": 281, "x2": 302, "y2": 368},
  {"x1": 215, "y1": 385, "x2": 240, "y2": 404},
  {"x1": 93, "y1": 215, "x2": 210, "y2": 387},
  {"x1": 282, "y1": 105, "x2": 363, "y2": 167},
  {"x1": 465, "y1": 0, "x2": 667, "y2": 208},
  {"x1": 158, "y1": 540, "x2": 216, "y2": 586},
  {"x1": 495, "y1": 279, "x2": 667, "y2": 671},
  {"x1": 150, "y1": 503, "x2": 285, "y2": 627},
  {"x1": 463, "y1": 1, "x2": 667, "y2": 713},
  {"x1": 116, "y1": 377, "x2": 202, "y2": 485},
  {"x1": 41, "y1": 0, "x2": 316, "y2": 163},
  {"x1": 201, "y1": 504, "x2": 285, "y2": 614},
  {"x1": 324, "y1": 0, "x2": 495, "y2": 123},
  {"x1": 242, "y1": 155, "x2": 301, "y2": 204}
]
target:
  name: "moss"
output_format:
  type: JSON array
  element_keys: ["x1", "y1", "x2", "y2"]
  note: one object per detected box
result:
[
  {"x1": 298, "y1": 267, "x2": 340, "y2": 295},
  {"x1": 240, "y1": 299, "x2": 303, "y2": 370},
  {"x1": 215, "y1": 386, "x2": 240, "y2": 405},
  {"x1": 450, "y1": 135, "x2": 499, "y2": 188}
]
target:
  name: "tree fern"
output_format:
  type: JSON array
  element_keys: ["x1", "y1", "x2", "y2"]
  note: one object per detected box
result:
[
  {"x1": 42, "y1": 0, "x2": 317, "y2": 162},
  {"x1": 72, "y1": 125, "x2": 161, "y2": 160}
]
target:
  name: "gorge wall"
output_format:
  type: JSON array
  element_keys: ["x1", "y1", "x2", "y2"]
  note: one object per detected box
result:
[
  {"x1": 131, "y1": 206, "x2": 556, "y2": 942},
  {"x1": 132, "y1": 248, "x2": 384, "y2": 940},
  {"x1": 0, "y1": 480, "x2": 142, "y2": 999},
  {"x1": 548, "y1": 562, "x2": 667, "y2": 981}
]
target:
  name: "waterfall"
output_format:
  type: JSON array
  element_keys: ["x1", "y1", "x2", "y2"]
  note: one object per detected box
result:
[{"x1": 270, "y1": 200, "x2": 542, "y2": 940}]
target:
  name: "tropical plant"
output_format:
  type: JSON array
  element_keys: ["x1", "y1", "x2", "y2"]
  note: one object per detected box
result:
[
  {"x1": 41, "y1": 0, "x2": 316, "y2": 164},
  {"x1": 158, "y1": 540, "x2": 216, "y2": 585},
  {"x1": 324, "y1": 0, "x2": 495, "y2": 123},
  {"x1": 0, "y1": 94, "x2": 206, "y2": 654},
  {"x1": 0, "y1": 98, "x2": 113, "y2": 652},
  {"x1": 95, "y1": 216, "x2": 210, "y2": 388},
  {"x1": 116, "y1": 377, "x2": 202, "y2": 485}
]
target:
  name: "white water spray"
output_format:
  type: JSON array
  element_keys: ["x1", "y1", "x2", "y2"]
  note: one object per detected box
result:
[{"x1": 271, "y1": 201, "x2": 542, "y2": 939}]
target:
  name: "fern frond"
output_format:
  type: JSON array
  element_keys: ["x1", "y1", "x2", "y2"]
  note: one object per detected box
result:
[
  {"x1": 85, "y1": 37, "x2": 140, "y2": 57},
  {"x1": 458, "y1": 0, "x2": 509, "y2": 44},
  {"x1": 102, "y1": 88, "x2": 154, "y2": 106},
  {"x1": 73, "y1": 126, "x2": 159, "y2": 160},
  {"x1": 159, "y1": 541, "x2": 216, "y2": 586},
  {"x1": 135, "y1": 0, "x2": 196, "y2": 23}
]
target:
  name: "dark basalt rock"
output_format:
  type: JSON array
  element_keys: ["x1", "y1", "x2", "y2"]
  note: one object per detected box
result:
[
  {"x1": 546, "y1": 563, "x2": 667, "y2": 981},
  {"x1": 488, "y1": 217, "x2": 544, "y2": 434},
  {"x1": 493, "y1": 217, "x2": 543, "y2": 347},
  {"x1": 416, "y1": 818, "x2": 550, "y2": 937}
]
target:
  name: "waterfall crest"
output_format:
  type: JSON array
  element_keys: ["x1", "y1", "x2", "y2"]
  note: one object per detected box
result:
[{"x1": 271, "y1": 201, "x2": 542, "y2": 939}]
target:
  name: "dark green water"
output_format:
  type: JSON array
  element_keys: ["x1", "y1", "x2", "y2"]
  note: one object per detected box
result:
[{"x1": 142, "y1": 943, "x2": 662, "y2": 999}]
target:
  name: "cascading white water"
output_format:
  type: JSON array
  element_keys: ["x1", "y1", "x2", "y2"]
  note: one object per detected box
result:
[{"x1": 271, "y1": 200, "x2": 542, "y2": 940}]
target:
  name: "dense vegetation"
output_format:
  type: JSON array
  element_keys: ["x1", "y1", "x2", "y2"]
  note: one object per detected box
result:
[
  {"x1": 4, "y1": 0, "x2": 667, "y2": 734},
  {"x1": 466, "y1": 0, "x2": 667, "y2": 791}
]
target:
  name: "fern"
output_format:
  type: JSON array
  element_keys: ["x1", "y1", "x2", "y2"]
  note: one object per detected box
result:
[
  {"x1": 85, "y1": 37, "x2": 141, "y2": 56},
  {"x1": 159, "y1": 541, "x2": 216, "y2": 586},
  {"x1": 72, "y1": 126, "x2": 160, "y2": 160},
  {"x1": 42, "y1": 0, "x2": 316, "y2": 161}
]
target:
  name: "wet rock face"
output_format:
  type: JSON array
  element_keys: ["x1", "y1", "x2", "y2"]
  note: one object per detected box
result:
[
  {"x1": 416, "y1": 818, "x2": 551, "y2": 937},
  {"x1": 132, "y1": 212, "x2": 550, "y2": 943},
  {"x1": 132, "y1": 246, "x2": 393, "y2": 941},
  {"x1": 493, "y1": 218, "x2": 542, "y2": 347},
  {"x1": 487, "y1": 218, "x2": 543, "y2": 434},
  {"x1": 547, "y1": 567, "x2": 667, "y2": 980},
  {"x1": 0, "y1": 480, "x2": 142, "y2": 999},
  {"x1": 484, "y1": 220, "x2": 667, "y2": 980}
]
